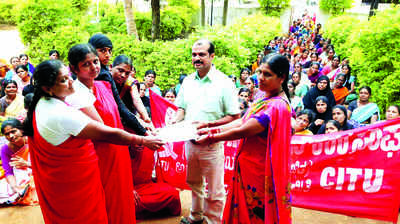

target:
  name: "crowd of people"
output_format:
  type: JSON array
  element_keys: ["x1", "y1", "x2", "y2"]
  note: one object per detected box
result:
[
  {"x1": 233, "y1": 13, "x2": 399, "y2": 136},
  {"x1": 0, "y1": 10, "x2": 397, "y2": 224}
]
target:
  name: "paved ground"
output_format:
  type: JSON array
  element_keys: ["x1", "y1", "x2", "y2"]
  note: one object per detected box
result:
[
  {"x1": 0, "y1": 25, "x2": 26, "y2": 62},
  {"x1": 0, "y1": 190, "x2": 397, "y2": 224}
]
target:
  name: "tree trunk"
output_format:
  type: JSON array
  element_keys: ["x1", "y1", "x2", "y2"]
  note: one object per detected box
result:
[
  {"x1": 201, "y1": 0, "x2": 205, "y2": 26},
  {"x1": 123, "y1": 0, "x2": 139, "y2": 39},
  {"x1": 151, "y1": 0, "x2": 160, "y2": 41},
  {"x1": 222, "y1": 0, "x2": 228, "y2": 26},
  {"x1": 369, "y1": 0, "x2": 379, "y2": 19}
]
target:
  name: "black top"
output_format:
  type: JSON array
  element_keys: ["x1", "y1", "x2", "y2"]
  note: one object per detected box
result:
[
  {"x1": 115, "y1": 83, "x2": 136, "y2": 114},
  {"x1": 140, "y1": 96, "x2": 151, "y2": 118},
  {"x1": 317, "y1": 121, "x2": 355, "y2": 134},
  {"x1": 95, "y1": 65, "x2": 146, "y2": 135},
  {"x1": 303, "y1": 76, "x2": 336, "y2": 111}
]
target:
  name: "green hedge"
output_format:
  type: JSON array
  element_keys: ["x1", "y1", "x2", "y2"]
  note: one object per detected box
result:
[
  {"x1": 27, "y1": 25, "x2": 91, "y2": 64},
  {"x1": 319, "y1": 0, "x2": 353, "y2": 15},
  {"x1": 110, "y1": 14, "x2": 281, "y2": 90},
  {"x1": 16, "y1": 0, "x2": 196, "y2": 46},
  {"x1": 17, "y1": 0, "x2": 76, "y2": 45},
  {"x1": 97, "y1": 1, "x2": 195, "y2": 40},
  {"x1": 258, "y1": 0, "x2": 290, "y2": 16},
  {"x1": 324, "y1": 15, "x2": 364, "y2": 58},
  {"x1": 324, "y1": 6, "x2": 400, "y2": 114},
  {"x1": 15, "y1": 0, "x2": 281, "y2": 91},
  {"x1": 0, "y1": 0, "x2": 19, "y2": 25}
]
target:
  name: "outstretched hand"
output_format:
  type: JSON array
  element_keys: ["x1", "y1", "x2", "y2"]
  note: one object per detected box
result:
[
  {"x1": 142, "y1": 136, "x2": 164, "y2": 151},
  {"x1": 194, "y1": 134, "x2": 210, "y2": 145},
  {"x1": 192, "y1": 121, "x2": 208, "y2": 130},
  {"x1": 10, "y1": 156, "x2": 30, "y2": 169},
  {"x1": 197, "y1": 128, "x2": 209, "y2": 136}
]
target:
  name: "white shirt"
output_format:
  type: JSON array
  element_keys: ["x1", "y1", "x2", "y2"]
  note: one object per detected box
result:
[
  {"x1": 65, "y1": 80, "x2": 96, "y2": 109},
  {"x1": 36, "y1": 97, "x2": 91, "y2": 146},
  {"x1": 175, "y1": 65, "x2": 240, "y2": 122}
]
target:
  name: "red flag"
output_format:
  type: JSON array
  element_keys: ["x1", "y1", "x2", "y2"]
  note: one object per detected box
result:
[
  {"x1": 290, "y1": 118, "x2": 400, "y2": 223},
  {"x1": 149, "y1": 89, "x2": 190, "y2": 189},
  {"x1": 149, "y1": 89, "x2": 239, "y2": 192}
]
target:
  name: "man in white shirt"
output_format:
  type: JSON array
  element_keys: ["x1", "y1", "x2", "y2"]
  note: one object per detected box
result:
[{"x1": 175, "y1": 39, "x2": 240, "y2": 224}]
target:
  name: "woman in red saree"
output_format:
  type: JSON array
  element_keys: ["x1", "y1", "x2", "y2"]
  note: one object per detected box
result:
[
  {"x1": 131, "y1": 147, "x2": 181, "y2": 219},
  {"x1": 24, "y1": 60, "x2": 163, "y2": 224},
  {"x1": 66, "y1": 44, "x2": 163, "y2": 224},
  {"x1": 197, "y1": 54, "x2": 292, "y2": 224}
]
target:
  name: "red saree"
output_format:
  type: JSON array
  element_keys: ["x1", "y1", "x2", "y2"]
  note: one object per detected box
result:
[
  {"x1": 131, "y1": 147, "x2": 181, "y2": 218},
  {"x1": 223, "y1": 96, "x2": 292, "y2": 224},
  {"x1": 93, "y1": 81, "x2": 136, "y2": 224},
  {"x1": 29, "y1": 115, "x2": 108, "y2": 224}
]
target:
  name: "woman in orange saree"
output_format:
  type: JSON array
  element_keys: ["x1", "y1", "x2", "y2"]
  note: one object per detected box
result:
[{"x1": 0, "y1": 118, "x2": 37, "y2": 205}]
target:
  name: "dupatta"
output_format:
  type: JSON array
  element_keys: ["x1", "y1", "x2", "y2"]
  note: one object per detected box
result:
[{"x1": 351, "y1": 103, "x2": 380, "y2": 123}]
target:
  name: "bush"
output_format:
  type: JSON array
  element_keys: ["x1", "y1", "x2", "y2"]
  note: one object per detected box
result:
[
  {"x1": 16, "y1": 0, "x2": 76, "y2": 45},
  {"x1": 23, "y1": 2, "x2": 282, "y2": 92},
  {"x1": 0, "y1": 0, "x2": 18, "y2": 25},
  {"x1": 324, "y1": 6, "x2": 400, "y2": 113},
  {"x1": 324, "y1": 15, "x2": 363, "y2": 58},
  {"x1": 168, "y1": 0, "x2": 199, "y2": 12},
  {"x1": 97, "y1": 1, "x2": 127, "y2": 34},
  {"x1": 160, "y1": 6, "x2": 192, "y2": 40},
  {"x1": 97, "y1": 1, "x2": 194, "y2": 41},
  {"x1": 27, "y1": 25, "x2": 90, "y2": 64},
  {"x1": 353, "y1": 6, "x2": 400, "y2": 111},
  {"x1": 319, "y1": 0, "x2": 353, "y2": 15},
  {"x1": 134, "y1": 7, "x2": 194, "y2": 41},
  {"x1": 258, "y1": 0, "x2": 290, "y2": 16},
  {"x1": 71, "y1": 0, "x2": 89, "y2": 12},
  {"x1": 111, "y1": 13, "x2": 281, "y2": 90}
]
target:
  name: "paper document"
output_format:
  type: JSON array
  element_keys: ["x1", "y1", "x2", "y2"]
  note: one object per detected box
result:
[{"x1": 156, "y1": 122, "x2": 198, "y2": 142}]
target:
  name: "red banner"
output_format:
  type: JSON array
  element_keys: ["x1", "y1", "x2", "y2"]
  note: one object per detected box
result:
[
  {"x1": 149, "y1": 90, "x2": 239, "y2": 193},
  {"x1": 149, "y1": 89, "x2": 400, "y2": 222},
  {"x1": 291, "y1": 118, "x2": 400, "y2": 223}
]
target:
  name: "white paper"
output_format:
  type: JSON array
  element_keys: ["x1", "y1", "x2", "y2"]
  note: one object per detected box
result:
[{"x1": 156, "y1": 122, "x2": 198, "y2": 142}]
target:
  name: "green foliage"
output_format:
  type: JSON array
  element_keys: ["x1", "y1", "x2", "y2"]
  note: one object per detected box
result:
[
  {"x1": 319, "y1": 0, "x2": 353, "y2": 15},
  {"x1": 97, "y1": 1, "x2": 127, "y2": 34},
  {"x1": 134, "y1": 12, "x2": 153, "y2": 39},
  {"x1": 114, "y1": 13, "x2": 280, "y2": 90},
  {"x1": 258, "y1": 0, "x2": 290, "y2": 16},
  {"x1": 19, "y1": 0, "x2": 281, "y2": 91},
  {"x1": 71, "y1": 0, "x2": 89, "y2": 12},
  {"x1": 16, "y1": 0, "x2": 75, "y2": 45},
  {"x1": 324, "y1": 15, "x2": 363, "y2": 58},
  {"x1": 325, "y1": 6, "x2": 400, "y2": 114},
  {"x1": 0, "y1": 0, "x2": 18, "y2": 25},
  {"x1": 96, "y1": 1, "x2": 193, "y2": 41},
  {"x1": 160, "y1": 6, "x2": 192, "y2": 40},
  {"x1": 168, "y1": 0, "x2": 199, "y2": 11},
  {"x1": 27, "y1": 25, "x2": 90, "y2": 65}
]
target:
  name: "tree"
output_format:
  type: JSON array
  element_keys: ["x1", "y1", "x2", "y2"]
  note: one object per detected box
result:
[
  {"x1": 368, "y1": 0, "x2": 379, "y2": 18},
  {"x1": 201, "y1": 0, "x2": 205, "y2": 26},
  {"x1": 151, "y1": 0, "x2": 160, "y2": 41},
  {"x1": 258, "y1": 0, "x2": 290, "y2": 16},
  {"x1": 319, "y1": 0, "x2": 353, "y2": 15},
  {"x1": 222, "y1": 0, "x2": 228, "y2": 25},
  {"x1": 123, "y1": 0, "x2": 139, "y2": 39}
]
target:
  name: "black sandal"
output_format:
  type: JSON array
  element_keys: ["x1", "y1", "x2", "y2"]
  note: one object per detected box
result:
[{"x1": 180, "y1": 217, "x2": 204, "y2": 224}]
